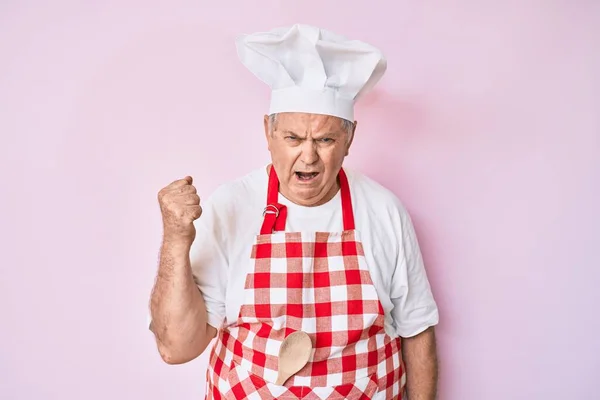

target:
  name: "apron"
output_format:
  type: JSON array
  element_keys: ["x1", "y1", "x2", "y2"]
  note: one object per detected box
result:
[{"x1": 205, "y1": 166, "x2": 406, "y2": 399}]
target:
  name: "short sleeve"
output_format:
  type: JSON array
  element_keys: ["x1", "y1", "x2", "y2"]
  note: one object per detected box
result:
[
  {"x1": 389, "y1": 206, "x2": 439, "y2": 338},
  {"x1": 190, "y1": 194, "x2": 229, "y2": 330}
]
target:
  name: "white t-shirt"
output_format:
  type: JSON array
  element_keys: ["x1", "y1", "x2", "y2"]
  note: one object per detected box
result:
[{"x1": 191, "y1": 165, "x2": 439, "y2": 339}]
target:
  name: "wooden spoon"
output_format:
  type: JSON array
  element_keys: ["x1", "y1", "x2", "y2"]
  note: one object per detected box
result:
[{"x1": 275, "y1": 331, "x2": 313, "y2": 386}]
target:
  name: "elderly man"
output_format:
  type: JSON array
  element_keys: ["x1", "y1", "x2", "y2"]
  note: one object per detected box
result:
[{"x1": 149, "y1": 24, "x2": 439, "y2": 399}]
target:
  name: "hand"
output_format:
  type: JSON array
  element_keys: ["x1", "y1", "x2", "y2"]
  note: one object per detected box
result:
[{"x1": 158, "y1": 176, "x2": 202, "y2": 243}]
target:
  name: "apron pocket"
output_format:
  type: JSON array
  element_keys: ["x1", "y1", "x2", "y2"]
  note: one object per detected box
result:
[{"x1": 226, "y1": 359, "x2": 379, "y2": 399}]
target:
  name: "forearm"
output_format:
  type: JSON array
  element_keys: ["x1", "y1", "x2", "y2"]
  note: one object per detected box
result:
[
  {"x1": 150, "y1": 237, "x2": 215, "y2": 364},
  {"x1": 402, "y1": 327, "x2": 438, "y2": 400}
]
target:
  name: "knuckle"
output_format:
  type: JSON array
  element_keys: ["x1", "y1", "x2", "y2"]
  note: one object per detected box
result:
[
  {"x1": 183, "y1": 194, "x2": 198, "y2": 204},
  {"x1": 190, "y1": 205, "x2": 202, "y2": 218}
]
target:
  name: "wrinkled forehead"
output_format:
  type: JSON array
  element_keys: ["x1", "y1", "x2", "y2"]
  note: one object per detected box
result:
[{"x1": 274, "y1": 112, "x2": 345, "y2": 134}]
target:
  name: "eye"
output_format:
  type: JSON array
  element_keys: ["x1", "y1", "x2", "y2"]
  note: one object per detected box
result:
[{"x1": 319, "y1": 138, "x2": 334, "y2": 143}]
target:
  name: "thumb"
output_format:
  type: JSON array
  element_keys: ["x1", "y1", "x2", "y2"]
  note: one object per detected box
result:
[{"x1": 184, "y1": 176, "x2": 193, "y2": 184}]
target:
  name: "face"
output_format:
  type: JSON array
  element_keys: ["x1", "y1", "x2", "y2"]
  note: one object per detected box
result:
[{"x1": 263, "y1": 112, "x2": 356, "y2": 207}]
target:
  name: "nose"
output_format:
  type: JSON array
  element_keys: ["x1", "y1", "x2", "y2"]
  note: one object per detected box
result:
[{"x1": 299, "y1": 139, "x2": 319, "y2": 165}]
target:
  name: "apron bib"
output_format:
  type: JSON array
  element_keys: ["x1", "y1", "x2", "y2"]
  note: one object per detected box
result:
[{"x1": 205, "y1": 167, "x2": 406, "y2": 399}]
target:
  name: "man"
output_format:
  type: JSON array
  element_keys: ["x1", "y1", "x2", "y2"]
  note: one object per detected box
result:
[{"x1": 149, "y1": 24, "x2": 439, "y2": 399}]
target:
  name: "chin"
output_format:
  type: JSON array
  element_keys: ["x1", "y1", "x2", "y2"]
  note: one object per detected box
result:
[{"x1": 292, "y1": 187, "x2": 326, "y2": 204}]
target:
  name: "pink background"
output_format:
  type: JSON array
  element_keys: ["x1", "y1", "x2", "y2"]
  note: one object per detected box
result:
[{"x1": 1, "y1": 1, "x2": 598, "y2": 399}]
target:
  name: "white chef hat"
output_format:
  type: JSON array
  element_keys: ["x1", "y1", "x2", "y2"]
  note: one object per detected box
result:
[{"x1": 235, "y1": 24, "x2": 387, "y2": 121}]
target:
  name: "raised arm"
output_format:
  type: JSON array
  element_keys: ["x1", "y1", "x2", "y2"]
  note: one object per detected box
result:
[{"x1": 149, "y1": 176, "x2": 217, "y2": 364}]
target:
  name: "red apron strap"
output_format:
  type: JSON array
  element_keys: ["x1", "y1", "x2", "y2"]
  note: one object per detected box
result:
[
  {"x1": 338, "y1": 168, "x2": 355, "y2": 231},
  {"x1": 260, "y1": 165, "x2": 354, "y2": 234}
]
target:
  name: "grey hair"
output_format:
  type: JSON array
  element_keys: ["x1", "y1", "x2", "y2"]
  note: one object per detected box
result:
[{"x1": 268, "y1": 113, "x2": 354, "y2": 143}]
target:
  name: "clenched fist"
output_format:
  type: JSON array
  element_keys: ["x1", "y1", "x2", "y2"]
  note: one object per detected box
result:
[{"x1": 158, "y1": 176, "x2": 202, "y2": 243}]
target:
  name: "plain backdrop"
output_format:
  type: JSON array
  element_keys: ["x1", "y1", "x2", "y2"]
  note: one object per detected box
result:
[{"x1": 1, "y1": 1, "x2": 599, "y2": 399}]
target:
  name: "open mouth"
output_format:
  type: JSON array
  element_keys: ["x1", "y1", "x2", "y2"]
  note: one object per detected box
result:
[{"x1": 295, "y1": 171, "x2": 319, "y2": 181}]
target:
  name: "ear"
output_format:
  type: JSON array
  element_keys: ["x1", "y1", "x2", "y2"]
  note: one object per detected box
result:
[
  {"x1": 345, "y1": 120, "x2": 357, "y2": 156},
  {"x1": 263, "y1": 114, "x2": 271, "y2": 151}
]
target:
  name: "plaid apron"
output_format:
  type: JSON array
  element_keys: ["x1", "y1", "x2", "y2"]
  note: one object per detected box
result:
[{"x1": 205, "y1": 167, "x2": 406, "y2": 399}]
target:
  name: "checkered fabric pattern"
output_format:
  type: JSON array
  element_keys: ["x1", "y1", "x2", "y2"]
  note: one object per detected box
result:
[{"x1": 204, "y1": 229, "x2": 405, "y2": 399}]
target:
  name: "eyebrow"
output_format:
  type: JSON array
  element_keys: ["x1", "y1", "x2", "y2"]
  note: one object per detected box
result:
[{"x1": 280, "y1": 130, "x2": 342, "y2": 138}]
